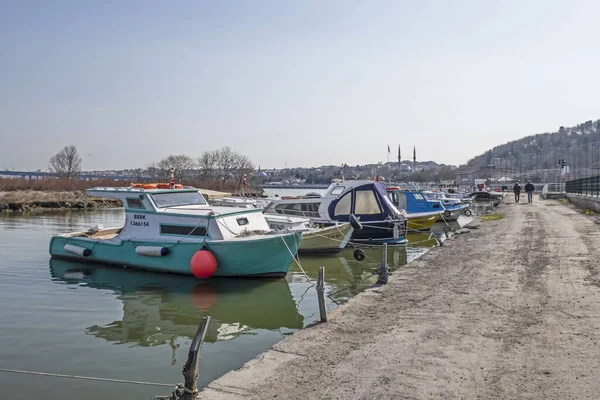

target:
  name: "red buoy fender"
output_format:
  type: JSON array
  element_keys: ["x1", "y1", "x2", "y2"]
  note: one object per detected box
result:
[{"x1": 190, "y1": 249, "x2": 217, "y2": 279}]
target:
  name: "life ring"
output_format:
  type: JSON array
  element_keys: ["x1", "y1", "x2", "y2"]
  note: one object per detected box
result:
[
  {"x1": 156, "y1": 183, "x2": 183, "y2": 189},
  {"x1": 132, "y1": 183, "x2": 158, "y2": 189}
]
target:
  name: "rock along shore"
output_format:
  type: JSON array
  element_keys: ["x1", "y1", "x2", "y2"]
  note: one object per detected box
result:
[
  {"x1": 0, "y1": 191, "x2": 121, "y2": 212},
  {"x1": 201, "y1": 198, "x2": 600, "y2": 400}
]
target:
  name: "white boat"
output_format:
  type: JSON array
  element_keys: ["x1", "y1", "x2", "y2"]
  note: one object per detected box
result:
[
  {"x1": 263, "y1": 180, "x2": 408, "y2": 245},
  {"x1": 209, "y1": 196, "x2": 355, "y2": 253},
  {"x1": 48, "y1": 186, "x2": 302, "y2": 278}
]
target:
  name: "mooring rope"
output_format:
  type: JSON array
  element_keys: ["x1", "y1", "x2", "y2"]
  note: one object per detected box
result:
[{"x1": 0, "y1": 368, "x2": 174, "y2": 387}]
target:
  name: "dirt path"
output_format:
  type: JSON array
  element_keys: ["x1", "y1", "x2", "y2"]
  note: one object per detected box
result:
[{"x1": 201, "y1": 199, "x2": 600, "y2": 400}]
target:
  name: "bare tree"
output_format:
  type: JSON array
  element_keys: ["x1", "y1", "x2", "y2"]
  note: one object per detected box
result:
[
  {"x1": 235, "y1": 154, "x2": 255, "y2": 191},
  {"x1": 198, "y1": 150, "x2": 218, "y2": 181},
  {"x1": 155, "y1": 154, "x2": 197, "y2": 182},
  {"x1": 216, "y1": 147, "x2": 237, "y2": 183},
  {"x1": 49, "y1": 145, "x2": 82, "y2": 179}
]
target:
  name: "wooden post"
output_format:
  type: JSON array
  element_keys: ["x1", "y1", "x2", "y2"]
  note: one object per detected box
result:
[
  {"x1": 180, "y1": 316, "x2": 211, "y2": 400},
  {"x1": 317, "y1": 267, "x2": 327, "y2": 322}
]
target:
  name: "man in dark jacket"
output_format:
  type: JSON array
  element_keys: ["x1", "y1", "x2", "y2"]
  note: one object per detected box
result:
[
  {"x1": 525, "y1": 181, "x2": 535, "y2": 203},
  {"x1": 513, "y1": 182, "x2": 521, "y2": 203}
]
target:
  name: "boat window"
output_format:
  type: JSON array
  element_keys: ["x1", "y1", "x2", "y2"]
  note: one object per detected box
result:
[
  {"x1": 355, "y1": 190, "x2": 382, "y2": 215},
  {"x1": 391, "y1": 192, "x2": 407, "y2": 210},
  {"x1": 334, "y1": 192, "x2": 352, "y2": 216},
  {"x1": 330, "y1": 186, "x2": 345, "y2": 196},
  {"x1": 126, "y1": 198, "x2": 144, "y2": 209},
  {"x1": 274, "y1": 202, "x2": 320, "y2": 217},
  {"x1": 151, "y1": 191, "x2": 207, "y2": 208},
  {"x1": 237, "y1": 217, "x2": 249, "y2": 226},
  {"x1": 413, "y1": 194, "x2": 424, "y2": 200},
  {"x1": 160, "y1": 225, "x2": 207, "y2": 236}
]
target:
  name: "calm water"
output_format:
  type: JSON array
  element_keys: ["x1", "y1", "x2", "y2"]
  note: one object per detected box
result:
[{"x1": 0, "y1": 208, "x2": 439, "y2": 400}]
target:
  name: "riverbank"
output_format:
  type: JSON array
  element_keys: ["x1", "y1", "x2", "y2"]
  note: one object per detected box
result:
[
  {"x1": 0, "y1": 191, "x2": 121, "y2": 212},
  {"x1": 201, "y1": 198, "x2": 600, "y2": 399}
]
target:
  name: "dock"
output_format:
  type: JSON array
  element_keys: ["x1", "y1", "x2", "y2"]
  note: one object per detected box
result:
[{"x1": 200, "y1": 198, "x2": 600, "y2": 399}]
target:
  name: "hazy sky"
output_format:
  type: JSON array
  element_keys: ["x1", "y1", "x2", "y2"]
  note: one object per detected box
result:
[{"x1": 1, "y1": 0, "x2": 600, "y2": 171}]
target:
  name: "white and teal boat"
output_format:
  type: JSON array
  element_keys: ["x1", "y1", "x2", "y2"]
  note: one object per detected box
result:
[{"x1": 49, "y1": 186, "x2": 303, "y2": 278}]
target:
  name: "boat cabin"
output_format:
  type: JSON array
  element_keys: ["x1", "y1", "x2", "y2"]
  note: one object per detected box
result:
[
  {"x1": 387, "y1": 189, "x2": 445, "y2": 215},
  {"x1": 83, "y1": 187, "x2": 271, "y2": 242},
  {"x1": 265, "y1": 180, "x2": 403, "y2": 223}
]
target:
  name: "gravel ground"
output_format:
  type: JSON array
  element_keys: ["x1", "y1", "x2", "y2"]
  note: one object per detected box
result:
[{"x1": 201, "y1": 198, "x2": 600, "y2": 400}]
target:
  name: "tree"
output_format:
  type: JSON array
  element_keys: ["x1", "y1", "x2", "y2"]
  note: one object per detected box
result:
[
  {"x1": 156, "y1": 154, "x2": 196, "y2": 182},
  {"x1": 198, "y1": 150, "x2": 218, "y2": 181},
  {"x1": 234, "y1": 154, "x2": 255, "y2": 191},
  {"x1": 49, "y1": 145, "x2": 82, "y2": 179},
  {"x1": 216, "y1": 147, "x2": 238, "y2": 183}
]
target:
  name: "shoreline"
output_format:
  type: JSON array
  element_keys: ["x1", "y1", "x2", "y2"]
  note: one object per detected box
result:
[
  {"x1": 200, "y1": 199, "x2": 600, "y2": 399},
  {"x1": 0, "y1": 191, "x2": 122, "y2": 213}
]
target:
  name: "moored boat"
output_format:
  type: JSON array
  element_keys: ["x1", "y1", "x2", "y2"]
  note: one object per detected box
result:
[
  {"x1": 48, "y1": 186, "x2": 302, "y2": 278},
  {"x1": 263, "y1": 180, "x2": 408, "y2": 245},
  {"x1": 209, "y1": 196, "x2": 355, "y2": 253},
  {"x1": 386, "y1": 188, "x2": 442, "y2": 231}
]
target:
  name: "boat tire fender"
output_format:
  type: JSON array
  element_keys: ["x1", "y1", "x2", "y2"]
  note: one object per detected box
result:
[
  {"x1": 464, "y1": 209, "x2": 472, "y2": 217},
  {"x1": 64, "y1": 244, "x2": 91, "y2": 258},
  {"x1": 444, "y1": 210, "x2": 451, "y2": 218},
  {"x1": 349, "y1": 214, "x2": 362, "y2": 230},
  {"x1": 135, "y1": 246, "x2": 170, "y2": 257},
  {"x1": 353, "y1": 249, "x2": 366, "y2": 262}
]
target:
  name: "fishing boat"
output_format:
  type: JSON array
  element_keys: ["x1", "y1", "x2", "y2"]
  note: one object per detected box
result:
[
  {"x1": 263, "y1": 180, "x2": 408, "y2": 245},
  {"x1": 209, "y1": 196, "x2": 356, "y2": 253},
  {"x1": 421, "y1": 191, "x2": 470, "y2": 221},
  {"x1": 386, "y1": 188, "x2": 442, "y2": 231},
  {"x1": 48, "y1": 185, "x2": 303, "y2": 278}
]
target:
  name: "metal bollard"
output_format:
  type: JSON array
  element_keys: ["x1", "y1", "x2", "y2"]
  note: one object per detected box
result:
[
  {"x1": 376, "y1": 243, "x2": 389, "y2": 284},
  {"x1": 317, "y1": 266, "x2": 328, "y2": 322}
]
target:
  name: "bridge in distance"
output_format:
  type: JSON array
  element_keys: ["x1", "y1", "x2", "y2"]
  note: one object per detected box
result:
[{"x1": 0, "y1": 170, "x2": 145, "y2": 181}]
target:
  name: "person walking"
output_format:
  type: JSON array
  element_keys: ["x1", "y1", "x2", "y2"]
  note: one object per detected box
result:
[
  {"x1": 525, "y1": 181, "x2": 535, "y2": 203},
  {"x1": 513, "y1": 182, "x2": 521, "y2": 203}
]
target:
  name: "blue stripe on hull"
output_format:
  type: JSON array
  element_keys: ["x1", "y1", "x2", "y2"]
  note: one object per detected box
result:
[{"x1": 49, "y1": 233, "x2": 301, "y2": 278}]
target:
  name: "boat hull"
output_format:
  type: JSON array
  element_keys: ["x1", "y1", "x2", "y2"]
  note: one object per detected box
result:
[
  {"x1": 406, "y1": 214, "x2": 439, "y2": 231},
  {"x1": 440, "y1": 205, "x2": 469, "y2": 221},
  {"x1": 298, "y1": 224, "x2": 352, "y2": 253},
  {"x1": 48, "y1": 232, "x2": 302, "y2": 278},
  {"x1": 347, "y1": 220, "x2": 407, "y2": 245}
]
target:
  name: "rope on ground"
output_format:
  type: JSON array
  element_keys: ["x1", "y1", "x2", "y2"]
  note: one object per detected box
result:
[{"x1": 0, "y1": 368, "x2": 174, "y2": 387}]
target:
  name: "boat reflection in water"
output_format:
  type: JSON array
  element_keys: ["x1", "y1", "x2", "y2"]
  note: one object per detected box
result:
[{"x1": 49, "y1": 259, "x2": 304, "y2": 351}]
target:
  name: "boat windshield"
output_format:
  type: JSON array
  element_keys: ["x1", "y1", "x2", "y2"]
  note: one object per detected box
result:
[{"x1": 151, "y1": 191, "x2": 207, "y2": 208}]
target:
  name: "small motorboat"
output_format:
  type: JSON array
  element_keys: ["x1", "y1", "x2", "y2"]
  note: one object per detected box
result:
[
  {"x1": 209, "y1": 196, "x2": 356, "y2": 253},
  {"x1": 386, "y1": 188, "x2": 442, "y2": 231},
  {"x1": 263, "y1": 180, "x2": 408, "y2": 245},
  {"x1": 48, "y1": 185, "x2": 303, "y2": 278}
]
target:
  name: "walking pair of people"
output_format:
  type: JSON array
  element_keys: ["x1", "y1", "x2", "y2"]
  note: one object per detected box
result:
[{"x1": 513, "y1": 181, "x2": 535, "y2": 203}]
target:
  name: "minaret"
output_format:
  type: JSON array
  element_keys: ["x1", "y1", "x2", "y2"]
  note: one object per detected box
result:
[
  {"x1": 397, "y1": 145, "x2": 401, "y2": 164},
  {"x1": 413, "y1": 146, "x2": 416, "y2": 172}
]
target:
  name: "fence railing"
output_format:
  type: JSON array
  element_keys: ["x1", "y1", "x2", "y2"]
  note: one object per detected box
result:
[{"x1": 566, "y1": 175, "x2": 600, "y2": 196}]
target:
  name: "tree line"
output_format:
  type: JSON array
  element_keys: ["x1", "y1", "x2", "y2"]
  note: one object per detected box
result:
[{"x1": 48, "y1": 145, "x2": 256, "y2": 191}]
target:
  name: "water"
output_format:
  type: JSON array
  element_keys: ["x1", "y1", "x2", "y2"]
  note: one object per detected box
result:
[{"x1": 0, "y1": 209, "x2": 437, "y2": 400}]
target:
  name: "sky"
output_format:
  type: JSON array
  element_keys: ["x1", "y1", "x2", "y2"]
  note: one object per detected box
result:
[{"x1": 1, "y1": 0, "x2": 600, "y2": 171}]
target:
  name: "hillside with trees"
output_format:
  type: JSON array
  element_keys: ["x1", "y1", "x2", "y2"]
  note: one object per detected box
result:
[{"x1": 465, "y1": 119, "x2": 600, "y2": 169}]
